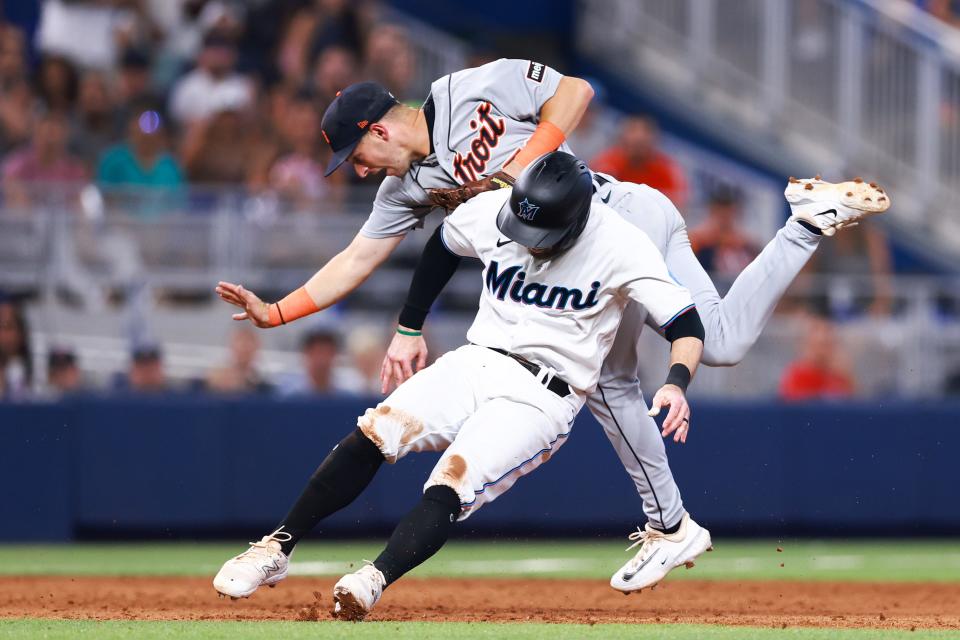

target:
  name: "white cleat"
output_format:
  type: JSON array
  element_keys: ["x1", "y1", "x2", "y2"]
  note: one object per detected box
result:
[
  {"x1": 332, "y1": 562, "x2": 386, "y2": 621},
  {"x1": 213, "y1": 527, "x2": 292, "y2": 599},
  {"x1": 785, "y1": 176, "x2": 890, "y2": 236},
  {"x1": 610, "y1": 513, "x2": 712, "y2": 593}
]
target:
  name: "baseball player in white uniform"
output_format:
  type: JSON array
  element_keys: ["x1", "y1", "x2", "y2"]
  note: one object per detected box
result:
[
  {"x1": 213, "y1": 59, "x2": 888, "y2": 594},
  {"x1": 214, "y1": 152, "x2": 710, "y2": 620}
]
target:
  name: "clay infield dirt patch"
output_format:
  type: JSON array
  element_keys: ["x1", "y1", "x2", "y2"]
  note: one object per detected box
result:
[{"x1": 1, "y1": 576, "x2": 958, "y2": 630}]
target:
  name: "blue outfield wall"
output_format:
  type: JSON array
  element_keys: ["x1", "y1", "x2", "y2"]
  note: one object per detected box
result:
[{"x1": 1, "y1": 397, "x2": 958, "y2": 541}]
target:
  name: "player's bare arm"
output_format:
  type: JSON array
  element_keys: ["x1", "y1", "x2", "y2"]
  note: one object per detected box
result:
[
  {"x1": 381, "y1": 223, "x2": 463, "y2": 391},
  {"x1": 500, "y1": 75, "x2": 594, "y2": 178},
  {"x1": 651, "y1": 334, "x2": 704, "y2": 444},
  {"x1": 216, "y1": 233, "x2": 403, "y2": 328}
]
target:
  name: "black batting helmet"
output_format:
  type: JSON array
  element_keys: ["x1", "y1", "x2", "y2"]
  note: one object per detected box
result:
[{"x1": 496, "y1": 151, "x2": 593, "y2": 252}]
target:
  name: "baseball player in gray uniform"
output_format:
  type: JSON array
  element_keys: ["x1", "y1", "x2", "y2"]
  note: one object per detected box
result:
[
  {"x1": 215, "y1": 152, "x2": 709, "y2": 620},
  {"x1": 214, "y1": 59, "x2": 888, "y2": 593}
]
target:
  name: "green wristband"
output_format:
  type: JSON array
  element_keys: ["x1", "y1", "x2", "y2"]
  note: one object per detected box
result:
[{"x1": 397, "y1": 327, "x2": 422, "y2": 337}]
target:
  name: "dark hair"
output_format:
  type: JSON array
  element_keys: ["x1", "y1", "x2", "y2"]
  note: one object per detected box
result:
[
  {"x1": 132, "y1": 343, "x2": 163, "y2": 363},
  {"x1": 48, "y1": 347, "x2": 77, "y2": 370},
  {"x1": 708, "y1": 183, "x2": 742, "y2": 207},
  {"x1": 301, "y1": 329, "x2": 339, "y2": 350},
  {"x1": 34, "y1": 54, "x2": 79, "y2": 111},
  {"x1": 0, "y1": 298, "x2": 33, "y2": 386}
]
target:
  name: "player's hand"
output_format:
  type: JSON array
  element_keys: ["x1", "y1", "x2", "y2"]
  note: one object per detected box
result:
[
  {"x1": 426, "y1": 171, "x2": 515, "y2": 210},
  {"x1": 380, "y1": 329, "x2": 429, "y2": 394},
  {"x1": 648, "y1": 384, "x2": 691, "y2": 443},
  {"x1": 215, "y1": 281, "x2": 271, "y2": 328}
]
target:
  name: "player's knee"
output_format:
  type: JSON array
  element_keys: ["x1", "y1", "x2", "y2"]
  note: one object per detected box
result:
[
  {"x1": 429, "y1": 454, "x2": 469, "y2": 497},
  {"x1": 337, "y1": 428, "x2": 385, "y2": 463},
  {"x1": 701, "y1": 340, "x2": 750, "y2": 367},
  {"x1": 356, "y1": 404, "x2": 424, "y2": 462}
]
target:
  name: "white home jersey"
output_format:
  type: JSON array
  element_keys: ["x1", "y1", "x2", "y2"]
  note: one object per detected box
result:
[
  {"x1": 361, "y1": 58, "x2": 573, "y2": 238},
  {"x1": 441, "y1": 189, "x2": 696, "y2": 393}
]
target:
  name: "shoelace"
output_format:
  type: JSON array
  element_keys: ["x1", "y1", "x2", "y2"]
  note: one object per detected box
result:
[
  {"x1": 622, "y1": 526, "x2": 666, "y2": 572},
  {"x1": 236, "y1": 526, "x2": 293, "y2": 564}
]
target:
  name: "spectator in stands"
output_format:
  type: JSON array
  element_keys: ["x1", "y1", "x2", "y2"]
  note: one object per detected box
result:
[
  {"x1": 70, "y1": 71, "x2": 123, "y2": 167},
  {"x1": 311, "y1": 45, "x2": 359, "y2": 105},
  {"x1": 0, "y1": 23, "x2": 26, "y2": 87},
  {"x1": 169, "y1": 33, "x2": 253, "y2": 125},
  {"x1": 0, "y1": 76, "x2": 33, "y2": 156},
  {"x1": 115, "y1": 48, "x2": 157, "y2": 120},
  {"x1": 125, "y1": 344, "x2": 167, "y2": 393},
  {"x1": 363, "y1": 23, "x2": 417, "y2": 102},
  {"x1": 927, "y1": 0, "x2": 960, "y2": 27},
  {"x1": 591, "y1": 114, "x2": 687, "y2": 209},
  {"x1": 34, "y1": 55, "x2": 79, "y2": 112},
  {"x1": 280, "y1": 327, "x2": 354, "y2": 396},
  {"x1": 0, "y1": 295, "x2": 32, "y2": 400},
  {"x1": 45, "y1": 347, "x2": 83, "y2": 398},
  {"x1": 206, "y1": 327, "x2": 272, "y2": 395},
  {"x1": 340, "y1": 325, "x2": 388, "y2": 395},
  {"x1": 276, "y1": 6, "x2": 322, "y2": 87},
  {"x1": 0, "y1": 21, "x2": 30, "y2": 154},
  {"x1": 2, "y1": 110, "x2": 88, "y2": 206},
  {"x1": 688, "y1": 185, "x2": 760, "y2": 285},
  {"x1": 780, "y1": 312, "x2": 856, "y2": 401},
  {"x1": 98, "y1": 106, "x2": 184, "y2": 195},
  {"x1": 180, "y1": 104, "x2": 263, "y2": 184},
  {"x1": 308, "y1": 0, "x2": 365, "y2": 60},
  {"x1": 267, "y1": 89, "x2": 342, "y2": 207}
]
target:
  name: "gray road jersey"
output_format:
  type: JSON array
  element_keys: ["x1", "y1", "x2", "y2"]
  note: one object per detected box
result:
[{"x1": 360, "y1": 58, "x2": 572, "y2": 238}]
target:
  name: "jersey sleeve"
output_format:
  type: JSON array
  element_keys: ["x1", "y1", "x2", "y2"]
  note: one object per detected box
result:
[
  {"x1": 618, "y1": 225, "x2": 697, "y2": 330},
  {"x1": 439, "y1": 206, "x2": 480, "y2": 259},
  {"x1": 438, "y1": 190, "x2": 505, "y2": 258},
  {"x1": 360, "y1": 176, "x2": 434, "y2": 239},
  {"x1": 464, "y1": 58, "x2": 563, "y2": 122}
]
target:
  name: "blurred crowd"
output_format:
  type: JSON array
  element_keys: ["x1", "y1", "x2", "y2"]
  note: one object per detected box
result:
[
  {"x1": 0, "y1": 0, "x2": 928, "y2": 403},
  {"x1": 0, "y1": 0, "x2": 435, "y2": 209},
  {"x1": 0, "y1": 289, "x2": 391, "y2": 400}
]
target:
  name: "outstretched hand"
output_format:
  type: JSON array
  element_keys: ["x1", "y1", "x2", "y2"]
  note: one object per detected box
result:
[
  {"x1": 647, "y1": 384, "x2": 691, "y2": 443},
  {"x1": 380, "y1": 331, "x2": 429, "y2": 393},
  {"x1": 215, "y1": 281, "x2": 271, "y2": 328}
]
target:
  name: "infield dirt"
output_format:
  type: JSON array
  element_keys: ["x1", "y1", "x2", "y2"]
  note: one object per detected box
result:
[{"x1": 2, "y1": 576, "x2": 959, "y2": 631}]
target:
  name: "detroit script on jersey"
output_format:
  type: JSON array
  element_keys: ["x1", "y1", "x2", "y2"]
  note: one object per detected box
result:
[
  {"x1": 361, "y1": 59, "x2": 574, "y2": 239},
  {"x1": 452, "y1": 102, "x2": 506, "y2": 183}
]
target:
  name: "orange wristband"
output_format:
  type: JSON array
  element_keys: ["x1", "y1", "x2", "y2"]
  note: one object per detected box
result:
[
  {"x1": 507, "y1": 121, "x2": 566, "y2": 171},
  {"x1": 267, "y1": 287, "x2": 320, "y2": 327}
]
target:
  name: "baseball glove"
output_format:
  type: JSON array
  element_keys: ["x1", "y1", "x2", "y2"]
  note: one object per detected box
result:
[{"x1": 427, "y1": 171, "x2": 515, "y2": 210}]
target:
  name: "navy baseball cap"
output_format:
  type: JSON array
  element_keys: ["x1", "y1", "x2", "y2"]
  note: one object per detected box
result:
[{"x1": 321, "y1": 81, "x2": 399, "y2": 176}]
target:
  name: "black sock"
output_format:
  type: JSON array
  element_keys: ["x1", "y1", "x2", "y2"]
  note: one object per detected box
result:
[
  {"x1": 373, "y1": 485, "x2": 461, "y2": 586},
  {"x1": 795, "y1": 219, "x2": 823, "y2": 236},
  {"x1": 651, "y1": 517, "x2": 683, "y2": 535},
  {"x1": 276, "y1": 429, "x2": 384, "y2": 556}
]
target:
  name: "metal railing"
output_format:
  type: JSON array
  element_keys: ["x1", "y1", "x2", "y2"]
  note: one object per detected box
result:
[
  {"x1": 577, "y1": 0, "x2": 960, "y2": 261},
  {"x1": 19, "y1": 272, "x2": 960, "y2": 399}
]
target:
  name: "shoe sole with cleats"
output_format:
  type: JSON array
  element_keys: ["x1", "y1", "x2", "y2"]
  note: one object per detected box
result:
[
  {"x1": 785, "y1": 177, "x2": 890, "y2": 236},
  {"x1": 332, "y1": 585, "x2": 370, "y2": 622}
]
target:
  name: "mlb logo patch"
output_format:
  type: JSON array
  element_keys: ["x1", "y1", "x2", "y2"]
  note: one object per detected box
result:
[
  {"x1": 527, "y1": 61, "x2": 545, "y2": 83},
  {"x1": 517, "y1": 198, "x2": 540, "y2": 221}
]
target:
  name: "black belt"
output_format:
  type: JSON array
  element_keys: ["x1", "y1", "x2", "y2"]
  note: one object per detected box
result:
[{"x1": 485, "y1": 347, "x2": 571, "y2": 397}]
